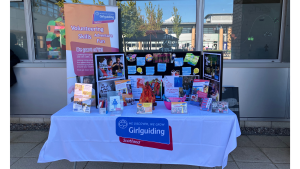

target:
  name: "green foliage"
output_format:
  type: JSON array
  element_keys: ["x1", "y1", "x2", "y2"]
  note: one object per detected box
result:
[
  {"x1": 55, "y1": 0, "x2": 82, "y2": 8},
  {"x1": 93, "y1": 0, "x2": 105, "y2": 5},
  {"x1": 171, "y1": 6, "x2": 183, "y2": 39},
  {"x1": 118, "y1": 1, "x2": 145, "y2": 38},
  {"x1": 55, "y1": 0, "x2": 65, "y2": 8},
  {"x1": 144, "y1": 2, "x2": 163, "y2": 31}
]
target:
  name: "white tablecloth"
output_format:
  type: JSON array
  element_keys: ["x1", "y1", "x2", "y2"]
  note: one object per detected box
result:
[{"x1": 38, "y1": 101, "x2": 240, "y2": 169}]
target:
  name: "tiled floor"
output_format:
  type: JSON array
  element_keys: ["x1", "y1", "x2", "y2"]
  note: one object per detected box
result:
[{"x1": 10, "y1": 131, "x2": 290, "y2": 169}]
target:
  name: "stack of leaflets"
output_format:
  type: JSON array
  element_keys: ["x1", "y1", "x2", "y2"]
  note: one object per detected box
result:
[
  {"x1": 199, "y1": 98, "x2": 212, "y2": 111},
  {"x1": 98, "y1": 99, "x2": 107, "y2": 114},
  {"x1": 73, "y1": 83, "x2": 92, "y2": 113},
  {"x1": 171, "y1": 102, "x2": 187, "y2": 114},
  {"x1": 137, "y1": 103, "x2": 152, "y2": 114}
]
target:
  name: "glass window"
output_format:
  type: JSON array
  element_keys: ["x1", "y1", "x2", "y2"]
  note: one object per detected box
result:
[
  {"x1": 10, "y1": 2, "x2": 19, "y2": 8},
  {"x1": 48, "y1": 7, "x2": 53, "y2": 16},
  {"x1": 10, "y1": 2, "x2": 28, "y2": 60},
  {"x1": 54, "y1": 10, "x2": 58, "y2": 18},
  {"x1": 204, "y1": 0, "x2": 282, "y2": 60},
  {"x1": 64, "y1": 0, "x2": 109, "y2": 5},
  {"x1": 119, "y1": 0, "x2": 196, "y2": 52},
  {"x1": 48, "y1": 2, "x2": 53, "y2": 9},
  {"x1": 54, "y1": 4, "x2": 58, "y2": 10},
  {"x1": 31, "y1": 0, "x2": 66, "y2": 60},
  {"x1": 42, "y1": 6, "x2": 47, "y2": 15},
  {"x1": 41, "y1": 0, "x2": 47, "y2": 6}
]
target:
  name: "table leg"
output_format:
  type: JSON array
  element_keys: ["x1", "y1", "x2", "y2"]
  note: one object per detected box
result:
[{"x1": 73, "y1": 162, "x2": 77, "y2": 169}]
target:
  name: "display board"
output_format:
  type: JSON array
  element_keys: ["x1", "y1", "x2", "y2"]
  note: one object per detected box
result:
[
  {"x1": 125, "y1": 52, "x2": 203, "y2": 100},
  {"x1": 93, "y1": 53, "x2": 125, "y2": 107},
  {"x1": 125, "y1": 52, "x2": 202, "y2": 77},
  {"x1": 93, "y1": 51, "x2": 223, "y2": 105}
]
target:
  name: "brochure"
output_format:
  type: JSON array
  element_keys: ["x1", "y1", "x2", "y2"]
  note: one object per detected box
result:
[
  {"x1": 192, "y1": 79, "x2": 210, "y2": 98},
  {"x1": 137, "y1": 103, "x2": 153, "y2": 114},
  {"x1": 73, "y1": 83, "x2": 92, "y2": 113},
  {"x1": 171, "y1": 102, "x2": 187, "y2": 114},
  {"x1": 109, "y1": 96, "x2": 122, "y2": 111},
  {"x1": 122, "y1": 94, "x2": 135, "y2": 106},
  {"x1": 190, "y1": 94, "x2": 199, "y2": 106},
  {"x1": 114, "y1": 79, "x2": 132, "y2": 95}
]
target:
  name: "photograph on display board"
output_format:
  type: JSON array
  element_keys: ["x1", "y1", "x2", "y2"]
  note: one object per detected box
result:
[
  {"x1": 128, "y1": 75, "x2": 162, "y2": 100},
  {"x1": 203, "y1": 53, "x2": 221, "y2": 82},
  {"x1": 208, "y1": 80, "x2": 220, "y2": 101},
  {"x1": 179, "y1": 75, "x2": 199, "y2": 97},
  {"x1": 98, "y1": 80, "x2": 115, "y2": 98},
  {"x1": 95, "y1": 54, "x2": 125, "y2": 81}
]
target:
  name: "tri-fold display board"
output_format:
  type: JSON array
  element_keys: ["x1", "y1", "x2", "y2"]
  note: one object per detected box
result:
[{"x1": 93, "y1": 51, "x2": 223, "y2": 108}]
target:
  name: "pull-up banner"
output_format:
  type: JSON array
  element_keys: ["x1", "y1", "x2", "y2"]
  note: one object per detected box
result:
[{"x1": 65, "y1": 3, "x2": 119, "y2": 104}]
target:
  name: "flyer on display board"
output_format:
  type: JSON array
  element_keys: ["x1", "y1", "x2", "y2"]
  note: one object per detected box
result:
[
  {"x1": 65, "y1": 3, "x2": 119, "y2": 104},
  {"x1": 163, "y1": 76, "x2": 179, "y2": 97}
]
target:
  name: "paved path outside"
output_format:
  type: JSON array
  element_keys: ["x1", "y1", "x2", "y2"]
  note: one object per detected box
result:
[{"x1": 10, "y1": 131, "x2": 290, "y2": 169}]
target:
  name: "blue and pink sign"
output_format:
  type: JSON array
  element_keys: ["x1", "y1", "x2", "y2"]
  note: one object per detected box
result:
[{"x1": 116, "y1": 117, "x2": 173, "y2": 151}]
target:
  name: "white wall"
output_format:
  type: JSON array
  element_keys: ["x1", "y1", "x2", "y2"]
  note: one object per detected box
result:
[
  {"x1": 223, "y1": 68, "x2": 289, "y2": 118},
  {"x1": 10, "y1": 67, "x2": 67, "y2": 116},
  {"x1": 10, "y1": 66, "x2": 290, "y2": 120}
]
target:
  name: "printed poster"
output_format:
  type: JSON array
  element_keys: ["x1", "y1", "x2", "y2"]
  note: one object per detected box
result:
[
  {"x1": 128, "y1": 75, "x2": 162, "y2": 100},
  {"x1": 65, "y1": 4, "x2": 119, "y2": 104},
  {"x1": 163, "y1": 76, "x2": 179, "y2": 97}
]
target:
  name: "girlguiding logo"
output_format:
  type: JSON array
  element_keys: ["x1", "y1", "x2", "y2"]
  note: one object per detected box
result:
[
  {"x1": 116, "y1": 117, "x2": 173, "y2": 151},
  {"x1": 118, "y1": 119, "x2": 128, "y2": 129},
  {"x1": 93, "y1": 11, "x2": 115, "y2": 24}
]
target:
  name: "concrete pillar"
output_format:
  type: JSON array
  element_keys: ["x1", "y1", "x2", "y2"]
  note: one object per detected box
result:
[
  {"x1": 219, "y1": 28, "x2": 223, "y2": 50},
  {"x1": 192, "y1": 27, "x2": 196, "y2": 50},
  {"x1": 227, "y1": 27, "x2": 232, "y2": 50},
  {"x1": 138, "y1": 41, "x2": 142, "y2": 50}
]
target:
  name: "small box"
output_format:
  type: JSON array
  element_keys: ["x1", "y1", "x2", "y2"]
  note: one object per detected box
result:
[
  {"x1": 212, "y1": 101, "x2": 229, "y2": 113},
  {"x1": 171, "y1": 102, "x2": 187, "y2": 114},
  {"x1": 98, "y1": 99, "x2": 107, "y2": 114},
  {"x1": 137, "y1": 103, "x2": 152, "y2": 114}
]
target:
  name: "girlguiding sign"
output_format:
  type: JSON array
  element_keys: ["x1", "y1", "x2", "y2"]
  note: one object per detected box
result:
[{"x1": 116, "y1": 117, "x2": 173, "y2": 150}]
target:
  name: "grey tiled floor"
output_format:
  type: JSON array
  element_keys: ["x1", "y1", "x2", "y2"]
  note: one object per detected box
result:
[{"x1": 10, "y1": 131, "x2": 290, "y2": 169}]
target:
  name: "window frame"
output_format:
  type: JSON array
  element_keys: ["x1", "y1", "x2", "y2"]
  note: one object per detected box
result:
[{"x1": 14, "y1": 0, "x2": 289, "y2": 66}]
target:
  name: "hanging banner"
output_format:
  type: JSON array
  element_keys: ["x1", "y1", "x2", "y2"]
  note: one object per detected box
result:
[{"x1": 65, "y1": 4, "x2": 119, "y2": 104}]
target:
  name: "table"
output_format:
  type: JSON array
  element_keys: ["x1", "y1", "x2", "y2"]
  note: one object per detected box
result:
[{"x1": 38, "y1": 101, "x2": 241, "y2": 169}]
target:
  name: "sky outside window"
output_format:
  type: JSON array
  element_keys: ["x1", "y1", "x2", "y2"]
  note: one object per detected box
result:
[{"x1": 64, "y1": 0, "x2": 234, "y2": 23}]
